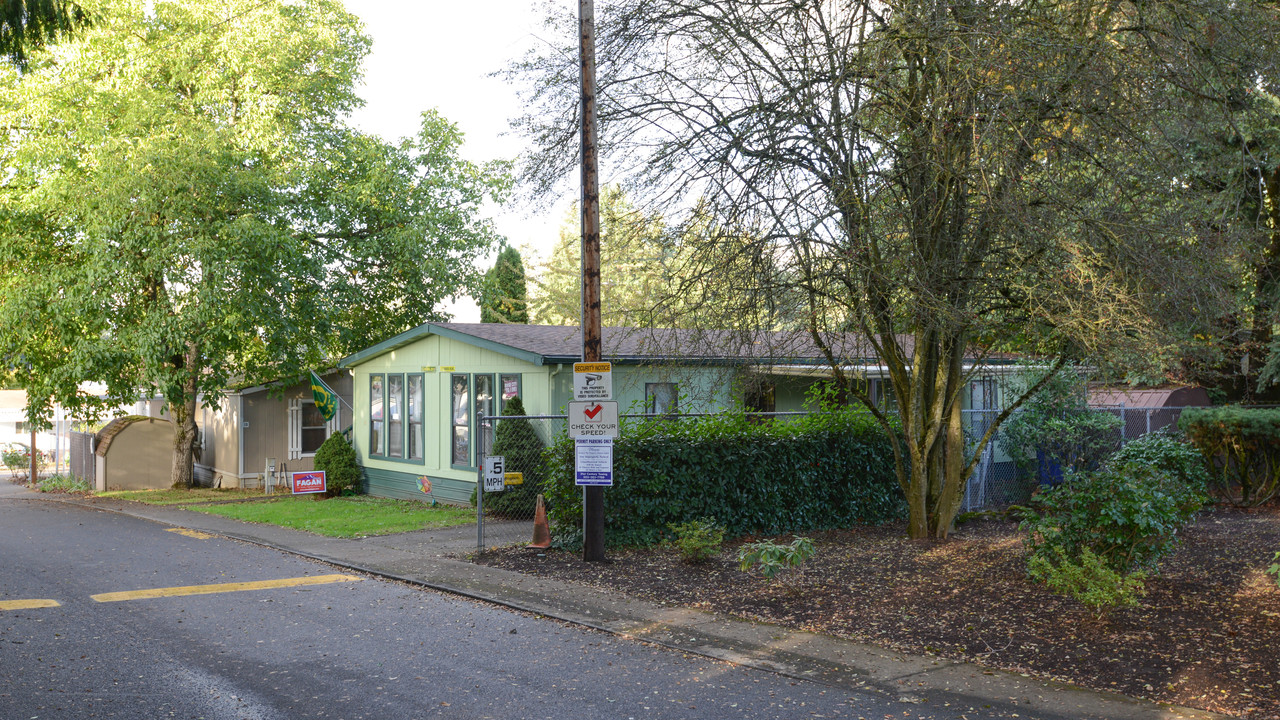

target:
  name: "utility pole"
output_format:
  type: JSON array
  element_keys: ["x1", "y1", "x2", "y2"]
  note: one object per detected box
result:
[
  {"x1": 580, "y1": 0, "x2": 605, "y2": 562},
  {"x1": 29, "y1": 422, "x2": 37, "y2": 485}
]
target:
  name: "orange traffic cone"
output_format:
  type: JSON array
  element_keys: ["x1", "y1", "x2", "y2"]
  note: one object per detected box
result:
[{"x1": 528, "y1": 494, "x2": 552, "y2": 549}]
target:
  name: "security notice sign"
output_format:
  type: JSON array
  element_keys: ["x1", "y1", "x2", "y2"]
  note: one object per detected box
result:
[
  {"x1": 574, "y1": 437, "x2": 613, "y2": 486},
  {"x1": 291, "y1": 471, "x2": 326, "y2": 495},
  {"x1": 573, "y1": 362, "x2": 612, "y2": 401},
  {"x1": 568, "y1": 401, "x2": 619, "y2": 438},
  {"x1": 483, "y1": 456, "x2": 505, "y2": 493}
]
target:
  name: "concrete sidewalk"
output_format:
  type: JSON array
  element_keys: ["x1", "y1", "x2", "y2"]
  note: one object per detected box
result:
[{"x1": 7, "y1": 484, "x2": 1234, "y2": 720}]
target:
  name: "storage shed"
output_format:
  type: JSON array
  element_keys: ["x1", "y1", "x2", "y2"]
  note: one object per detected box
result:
[{"x1": 94, "y1": 416, "x2": 172, "y2": 492}]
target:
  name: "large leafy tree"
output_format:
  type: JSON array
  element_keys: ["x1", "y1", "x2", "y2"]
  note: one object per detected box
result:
[
  {"x1": 0, "y1": 0, "x2": 508, "y2": 486},
  {"x1": 510, "y1": 0, "x2": 1278, "y2": 537}
]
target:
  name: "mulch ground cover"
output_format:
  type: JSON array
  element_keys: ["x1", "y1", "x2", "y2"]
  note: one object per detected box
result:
[{"x1": 477, "y1": 504, "x2": 1280, "y2": 719}]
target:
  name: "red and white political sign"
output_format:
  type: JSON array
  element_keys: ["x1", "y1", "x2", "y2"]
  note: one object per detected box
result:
[{"x1": 291, "y1": 470, "x2": 326, "y2": 495}]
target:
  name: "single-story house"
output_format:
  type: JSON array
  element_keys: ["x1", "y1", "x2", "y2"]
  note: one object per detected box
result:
[
  {"x1": 338, "y1": 323, "x2": 1017, "y2": 504},
  {"x1": 194, "y1": 369, "x2": 353, "y2": 488},
  {"x1": 125, "y1": 370, "x2": 353, "y2": 488}
]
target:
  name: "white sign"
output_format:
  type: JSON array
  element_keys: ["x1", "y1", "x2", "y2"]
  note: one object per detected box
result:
[
  {"x1": 483, "y1": 456, "x2": 505, "y2": 493},
  {"x1": 573, "y1": 362, "x2": 613, "y2": 401},
  {"x1": 574, "y1": 437, "x2": 614, "y2": 486},
  {"x1": 568, "y1": 401, "x2": 619, "y2": 438}
]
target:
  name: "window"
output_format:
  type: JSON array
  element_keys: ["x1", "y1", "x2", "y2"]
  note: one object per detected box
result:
[
  {"x1": 870, "y1": 378, "x2": 897, "y2": 411},
  {"x1": 451, "y1": 374, "x2": 470, "y2": 466},
  {"x1": 645, "y1": 382, "x2": 678, "y2": 416},
  {"x1": 387, "y1": 374, "x2": 404, "y2": 458},
  {"x1": 300, "y1": 401, "x2": 327, "y2": 455},
  {"x1": 745, "y1": 382, "x2": 776, "y2": 413},
  {"x1": 475, "y1": 374, "x2": 495, "y2": 459},
  {"x1": 499, "y1": 373, "x2": 521, "y2": 413},
  {"x1": 408, "y1": 374, "x2": 424, "y2": 461},
  {"x1": 970, "y1": 378, "x2": 996, "y2": 411},
  {"x1": 370, "y1": 374, "x2": 384, "y2": 456}
]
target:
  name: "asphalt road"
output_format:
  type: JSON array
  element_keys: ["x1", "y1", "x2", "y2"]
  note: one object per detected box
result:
[{"x1": 1, "y1": 495, "x2": 1055, "y2": 720}]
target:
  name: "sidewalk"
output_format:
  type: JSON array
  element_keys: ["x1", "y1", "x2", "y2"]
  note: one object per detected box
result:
[{"x1": 9, "y1": 484, "x2": 1234, "y2": 720}]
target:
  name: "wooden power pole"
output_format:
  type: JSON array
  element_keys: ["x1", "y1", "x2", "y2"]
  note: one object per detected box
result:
[{"x1": 580, "y1": 0, "x2": 605, "y2": 562}]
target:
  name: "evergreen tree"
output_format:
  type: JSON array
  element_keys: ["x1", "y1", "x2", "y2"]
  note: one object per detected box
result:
[{"x1": 480, "y1": 245, "x2": 529, "y2": 324}]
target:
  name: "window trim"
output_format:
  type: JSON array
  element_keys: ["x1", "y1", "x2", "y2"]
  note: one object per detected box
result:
[
  {"x1": 407, "y1": 373, "x2": 425, "y2": 462},
  {"x1": 498, "y1": 373, "x2": 522, "y2": 414},
  {"x1": 386, "y1": 373, "x2": 405, "y2": 459}
]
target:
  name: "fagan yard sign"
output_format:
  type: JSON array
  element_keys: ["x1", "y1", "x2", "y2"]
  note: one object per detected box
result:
[{"x1": 291, "y1": 471, "x2": 326, "y2": 495}]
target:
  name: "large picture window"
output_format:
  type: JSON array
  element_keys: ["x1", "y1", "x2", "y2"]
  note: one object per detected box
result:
[
  {"x1": 408, "y1": 374, "x2": 424, "y2": 461},
  {"x1": 370, "y1": 374, "x2": 384, "y2": 456},
  {"x1": 451, "y1": 374, "x2": 470, "y2": 467},
  {"x1": 475, "y1": 374, "x2": 495, "y2": 459}
]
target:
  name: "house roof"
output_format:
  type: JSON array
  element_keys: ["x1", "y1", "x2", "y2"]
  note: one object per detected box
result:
[
  {"x1": 340, "y1": 322, "x2": 990, "y2": 369},
  {"x1": 95, "y1": 415, "x2": 170, "y2": 457}
]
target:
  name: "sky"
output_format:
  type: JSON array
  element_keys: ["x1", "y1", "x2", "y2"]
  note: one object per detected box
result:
[{"x1": 344, "y1": 1, "x2": 574, "y2": 322}]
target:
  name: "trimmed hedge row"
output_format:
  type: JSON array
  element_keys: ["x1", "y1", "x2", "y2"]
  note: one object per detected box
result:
[
  {"x1": 1179, "y1": 406, "x2": 1280, "y2": 507},
  {"x1": 542, "y1": 409, "x2": 905, "y2": 547}
]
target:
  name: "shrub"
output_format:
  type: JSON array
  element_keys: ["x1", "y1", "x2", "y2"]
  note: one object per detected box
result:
[
  {"x1": 2, "y1": 443, "x2": 50, "y2": 479},
  {"x1": 313, "y1": 433, "x2": 362, "y2": 497},
  {"x1": 999, "y1": 367, "x2": 1121, "y2": 484},
  {"x1": 475, "y1": 397, "x2": 546, "y2": 518},
  {"x1": 1106, "y1": 431, "x2": 1209, "y2": 491},
  {"x1": 738, "y1": 536, "x2": 817, "y2": 590},
  {"x1": 542, "y1": 405, "x2": 904, "y2": 548},
  {"x1": 1021, "y1": 462, "x2": 1206, "y2": 575},
  {"x1": 667, "y1": 517, "x2": 726, "y2": 563},
  {"x1": 1267, "y1": 552, "x2": 1280, "y2": 590},
  {"x1": 1179, "y1": 406, "x2": 1280, "y2": 507},
  {"x1": 1026, "y1": 547, "x2": 1147, "y2": 616}
]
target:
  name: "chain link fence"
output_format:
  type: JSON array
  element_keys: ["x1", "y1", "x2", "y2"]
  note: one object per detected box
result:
[{"x1": 960, "y1": 406, "x2": 1195, "y2": 513}]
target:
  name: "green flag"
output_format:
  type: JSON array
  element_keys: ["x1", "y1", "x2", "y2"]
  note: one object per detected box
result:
[{"x1": 310, "y1": 371, "x2": 339, "y2": 422}]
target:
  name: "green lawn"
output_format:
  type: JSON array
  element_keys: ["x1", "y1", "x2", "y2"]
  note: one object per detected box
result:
[
  {"x1": 182, "y1": 496, "x2": 475, "y2": 538},
  {"x1": 97, "y1": 488, "x2": 267, "y2": 505}
]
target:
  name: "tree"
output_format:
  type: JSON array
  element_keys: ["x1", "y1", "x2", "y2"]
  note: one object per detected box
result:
[
  {"x1": 1, "y1": 0, "x2": 88, "y2": 70},
  {"x1": 0, "y1": 0, "x2": 508, "y2": 487},
  {"x1": 508, "y1": 0, "x2": 1277, "y2": 537},
  {"x1": 480, "y1": 244, "x2": 529, "y2": 324},
  {"x1": 529, "y1": 185, "x2": 793, "y2": 328}
]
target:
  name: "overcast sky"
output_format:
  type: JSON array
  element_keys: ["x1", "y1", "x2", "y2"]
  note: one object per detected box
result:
[{"x1": 345, "y1": 1, "x2": 573, "y2": 321}]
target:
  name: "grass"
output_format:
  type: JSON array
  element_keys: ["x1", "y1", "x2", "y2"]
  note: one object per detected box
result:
[
  {"x1": 97, "y1": 487, "x2": 268, "y2": 505},
  {"x1": 183, "y1": 496, "x2": 475, "y2": 538},
  {"x1": 34, "y1": 474, "x2": 92, "y2": 494}
]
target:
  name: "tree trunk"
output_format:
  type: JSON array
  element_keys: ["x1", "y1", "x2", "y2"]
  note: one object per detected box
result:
[{"x1": 169, "y1": 344, "x2": 199, "y2": 489}]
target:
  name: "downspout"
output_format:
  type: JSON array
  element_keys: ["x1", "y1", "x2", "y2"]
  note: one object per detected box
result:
[
  {"x1": 549, "y1": 363, "x2": 564, "y2": 410},
  {"x1": 236, "y1": 392, "x2": 245, "y2": 480}
]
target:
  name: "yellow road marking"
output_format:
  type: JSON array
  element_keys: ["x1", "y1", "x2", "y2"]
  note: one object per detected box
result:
[
  {"x1": 91, "y1": 574, "x2": 361, "y2": 603},
  {"x1": 0, "y1": 599, "x2": 61, "y2": 611},
  {"x1": 166, "y1": 528, "x2": 215, "y2": 539}
]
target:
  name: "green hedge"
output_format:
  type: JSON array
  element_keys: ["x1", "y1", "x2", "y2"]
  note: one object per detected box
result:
[
  {"x1": 1179, "y1": 406, "x2": 1280, "y2": 507},
  {"x1": 542, "y1": 408, "x2": 905, "y2": 547}
]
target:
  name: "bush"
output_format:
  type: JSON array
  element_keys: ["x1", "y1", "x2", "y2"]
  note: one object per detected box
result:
[
  {"x1": 313, "y1": 433, "x2": 362, "y2": 497},
  {"x1": 1020, "y1": 462, "x2": 1206, "y2": 575},
  {"x1": 1106, "y1": 431, "x2": 1209, "y2": 490},
  {"x1": 1026, "y1": 546, "x2": 1147, "y2": 616},
  {"x1": 2, "y1": 442, "x2": 50, "y2": 479},
  {"x1": 542, "y1": 405, "x2": 904, "y2": 548},
  {"x1": 667, "y1": 517, "x2": 726, "y2": 563},
  {"x1": 999, "y1": 367, "x2": 1121, "y2": 484},
  {"x1": 738, "y1": 536, "x2": 817, "y2": 590},
  {"x1": 1267, "y1": 552, "x2": 1280, "y2": 590},
  {"x1": 476, "y1": 397, "x2": 545, "y2": 518},
  {"x1": 1179, "y1": 406, "x2": 1280, "y2": 507}
]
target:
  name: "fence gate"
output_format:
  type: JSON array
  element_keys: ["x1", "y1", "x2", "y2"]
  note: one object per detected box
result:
[{"x1": 476, "y1": 414, "x2": 565, "y2": 551}]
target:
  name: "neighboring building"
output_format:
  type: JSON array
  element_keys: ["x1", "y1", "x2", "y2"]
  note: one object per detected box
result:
[
  {"x1": 194, "y1": 370, "x2": 353, "y2": 488},
  {"x1": 338, "y1": 323, "x2": 1015, "y2": 504},
  {"x1": 0, "y1": 389, "x2": 73, "y2": 470}
]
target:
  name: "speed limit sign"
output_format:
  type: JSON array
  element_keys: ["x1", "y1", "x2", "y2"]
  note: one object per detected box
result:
[{"x1": 483, "y1": 456, "x2": 506, "y2": 493}]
